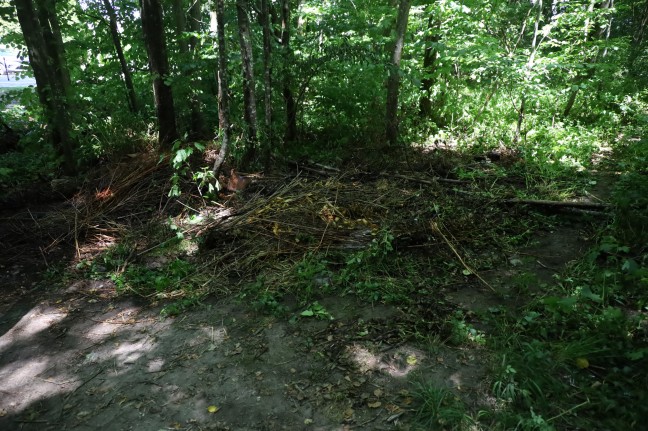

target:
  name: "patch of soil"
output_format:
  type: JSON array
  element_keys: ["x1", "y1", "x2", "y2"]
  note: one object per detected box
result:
[{"x1": 0, "y1": 287, "x2": 489, "y2": 431}]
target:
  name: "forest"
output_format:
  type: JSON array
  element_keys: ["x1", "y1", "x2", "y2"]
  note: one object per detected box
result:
[{"x1": 0, "y1": 0, "x2": 647, "y2": 430}]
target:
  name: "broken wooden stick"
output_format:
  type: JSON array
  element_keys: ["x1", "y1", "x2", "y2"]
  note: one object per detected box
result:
[{"x1": 504, "y1": 198, "x2": 609, "y2": 211}]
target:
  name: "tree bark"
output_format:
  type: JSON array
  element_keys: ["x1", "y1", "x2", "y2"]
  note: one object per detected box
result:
[
  {"x1": 236, "y1": 0, "x2": 258, "y2": 165},
  {"x1": 173, "y1": 0, "x2": 189, "y2": 54},
  {"x1": 385, "y1": 0, "x2": 411, "y2": 147},
  {"x1": 281, "y1": 0, "x2": 297, "y2": 145},
  {"x1": 188, "y1": 0, "x2": 202, "y2": 52},
  {"x1": 211, "y1": 0, "x2": 231, "y2": 179},
  {"x1": 419, "y1": 14, "x2": 440, "y2": 118},
  {"x1": 187, "y1": 0, "x2": 206, "y2": 138},
  {"x1": 103, "y1": 0, "x2": 138, "y2": 113},
  {"x1": 36, "y1": 0, "x2": 71, "y2": 98},
  {"x1": 13, "y1": 0, "x2": 76, "y2": 174},
  {"x1": 173, "y1": 0, "x2": 205, "y2": 138},
  {"x1": 141, "y1": 0, "x2": 178, "y2": 148},
  {"x1": 261, "y1": 0, "x2": 273, "y2": 168}
]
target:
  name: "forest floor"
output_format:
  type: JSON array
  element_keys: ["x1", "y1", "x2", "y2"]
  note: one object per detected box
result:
[{"x1": 0, "y1": 149, "x2": 617, "y2": 430}]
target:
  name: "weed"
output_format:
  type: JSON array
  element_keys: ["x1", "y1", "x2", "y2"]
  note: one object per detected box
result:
[
  {"x1": 240, "y1": 276, "x2": 289, "y2": 316},
  {"x1": 161, "y1": 295, "x2": 203, "y2": 317},
  {"x1": 293, "y1": 252, "x2": 334, "y2": 300},
  {"x1": 412, "y1": 383, "x2": 469, "y2": 430},
  {"x1": 299, "y1": 301, "x2": 333, "y2": 320},
  {"x1": 109, "y1": 258, "x2": 194, "y2": 296},
  {"x1": 447, "y1": 311, "x2": 486, "y2": 346},
  {"x1": 168, "y1": 141, "x2": 217, "y2": 198}
]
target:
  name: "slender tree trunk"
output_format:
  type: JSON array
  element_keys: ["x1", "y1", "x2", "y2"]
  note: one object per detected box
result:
[
  {"x1": 628, "y1": 1, "x2": 648, "y2": 75},
  {"x1": 173, "y1": 0, "x2": 205, "y2": 138},
  {"x1": 103, "y1": 0, "x2": 138, "y2": 113},
  {"x1": 186, "y1": 0, "x2": 206, "y2": 138},
  {"x1": 188, "y1": 0, "x2": 202, "y2": 52},
  {"x1": 261, "y1": 0, "x2": 273, "y2": 167},
  {"x1": 419, "y1": 15, "x2": 440, "y2": 118},
  {"x1": 236, "y1": 0, "x2": 258, "y2": 165},
  {"x1": 141, "y1": 0, "x2": 178, "y2": 148},
  {"x1": 385, "y1": 0, "x2": 411, "y2": 147},
  {"x1": 515, "y1": 0, "x2": 543, "y2": 144},
  {"x1": 514, "y1": 97, "x2": 525, "y2": 144},
  {"x1": 281, "y1": 0, "x2": 297, "y2": 145},
  {"x1": 13, "y1": 0, "x2": 75, "y2": 174},
  {"x1": 563, "y1": 0, "x2": 613, "y2": 118},
  {"x1": 212, "y1": 0, "x2": 231, "y2": 179},
  {"x1": 173, "y1": 0, "x2": 189, "y2": 54}
]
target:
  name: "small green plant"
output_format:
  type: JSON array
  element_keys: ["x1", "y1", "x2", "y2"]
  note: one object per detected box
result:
[
  {"x1": 412, "y1": 383, "x2": 469, "y2": 430},
  {"x1": 167, "y1": 141, "x2": 216, "y2": 197},
  {"x1": 336, "y1": 228, "x2": 405, "y2": 301},
  {"x1": 299, "y1": 301, "x2": 333, "y2": 320},
  {"x1": 293, "y1": 252, "x2": 333, "y2": 300},
  {"x1": 447, "y1": 311, "x2": 485, "y2": 346},
  {"x1": 240, "y1": 276, "x2": 288, "y2": 316},
  {"x1": 161, "y1": 295, "x2": 203, "y2": 317},
  {"x1": 110, "y1": 258, "x2": 194, "y2": 296},
  {"x1": 492, "y1": 361, "x2": 529, "y2": 404}
]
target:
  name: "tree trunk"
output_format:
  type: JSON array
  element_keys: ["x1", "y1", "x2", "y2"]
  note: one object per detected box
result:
[
  {"x1": 173, "y1": 0, "x2": 205, "y2": 138},
  {"x1": 173, "y1": 0, "x2": 189, "y2": 54},
  {"x1": 13, "y1": 0, "x2": 76, "y2": 174},
  {"x1": 514, "y1": 97, "x2": 525, "y2": 144},
  {"x1": 103, "y1": 0, "x2": 139, "y2": 113},
  {"x1": 141, "y1": 0, "x2": 178, "y2": 148},
  {"x1": 385, "y1": 0, "x2": 411, "y2": 147},
  {"x1": 562, "y1": 0, "x2": 613, "y2": 118},
  {"x1": 236, "y1": 0, "x2": 258, "y2": 166},
  {"x1": 261, "y1": 0, "x2": 273, "y2": 168},
  {"x1": 627, "y1": 1, "x2": 648, "y2": 75},
  {"x1": 515, "y1": 0, "x2": 543, "y2": 144},
  {"x1": 281, "y1": 0, "x2": 297, "y2": 145},
  {"x1": 211, "y1": 0, "x2": 231, "y2": 179},
  {"x1": 36, "y1": 0, "x2": 71, "y2": 98},
  {"x1": 186, "y1": 0, "x2": 206, "y2": 138},
  {"x1": 419, "y1": 14, "x2": 440, "y2": 118},
  {"x1": 188, "y1": 0, "x2": 202, "y2": 52}
]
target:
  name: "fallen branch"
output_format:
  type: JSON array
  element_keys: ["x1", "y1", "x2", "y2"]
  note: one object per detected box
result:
[
  {"x1": 390, "y1": 173, "x2": 468, "y2": 185},
  {"x1": 430, "y1": 221, "x2": 497, "y2": 293},
  {"x1": 505, "y1": 198, "x2": 609, "y2": 210}
]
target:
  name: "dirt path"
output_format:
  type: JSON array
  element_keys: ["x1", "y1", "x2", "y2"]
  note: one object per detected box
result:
[
  {"x1": 0, "y1": 232, "x2": 588, "y2": 431},
  {"x1": 1, "y1": 278, "x2": 492, "y2": 431},
  {"x1": 0, "y1": 175, "x2": 609, "y2": 431}
]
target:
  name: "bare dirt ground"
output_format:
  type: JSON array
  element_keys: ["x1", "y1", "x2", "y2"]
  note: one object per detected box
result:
[{"x1": 0, "y1": 173, "x2": 604, "y2": 431}]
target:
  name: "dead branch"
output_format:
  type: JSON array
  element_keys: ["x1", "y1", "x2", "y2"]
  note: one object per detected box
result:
[{"x1": 505, "y1": 198, "x2": 609, "y2": 211}]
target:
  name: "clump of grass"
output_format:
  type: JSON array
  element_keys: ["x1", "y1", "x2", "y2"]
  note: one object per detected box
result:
[{"x1": 412, "y1": 383, "x2": 470, "y2": 430}]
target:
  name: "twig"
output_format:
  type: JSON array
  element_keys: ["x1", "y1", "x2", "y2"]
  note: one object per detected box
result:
[
  {"x1": 430, "y1": 221, "x2": 497, "y2": 293},
  {"x1": 27, "y1": 208, "x2": 41, "y2": 229},
  {"x1": 547, "y1": 398, "x2": 590, "y2": 422},
  {"x1": 39, "y1": 246, "x2": 49, "y2": 268},
  {"x1": 390, "y1": 173, "x2": 467, "y2": 185},
  {"x1": 64, "y1": 368, "x2": 104, "y2": 400},
  {"x1": 536, "y1": 260, "x2": 556, "y2": 270},
  {"x1": 74, "y1": 210, "x2": 81, "y2": 260},
  {"x1": 358, "y1": 411, "x2": 382, "y2": 427}
]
